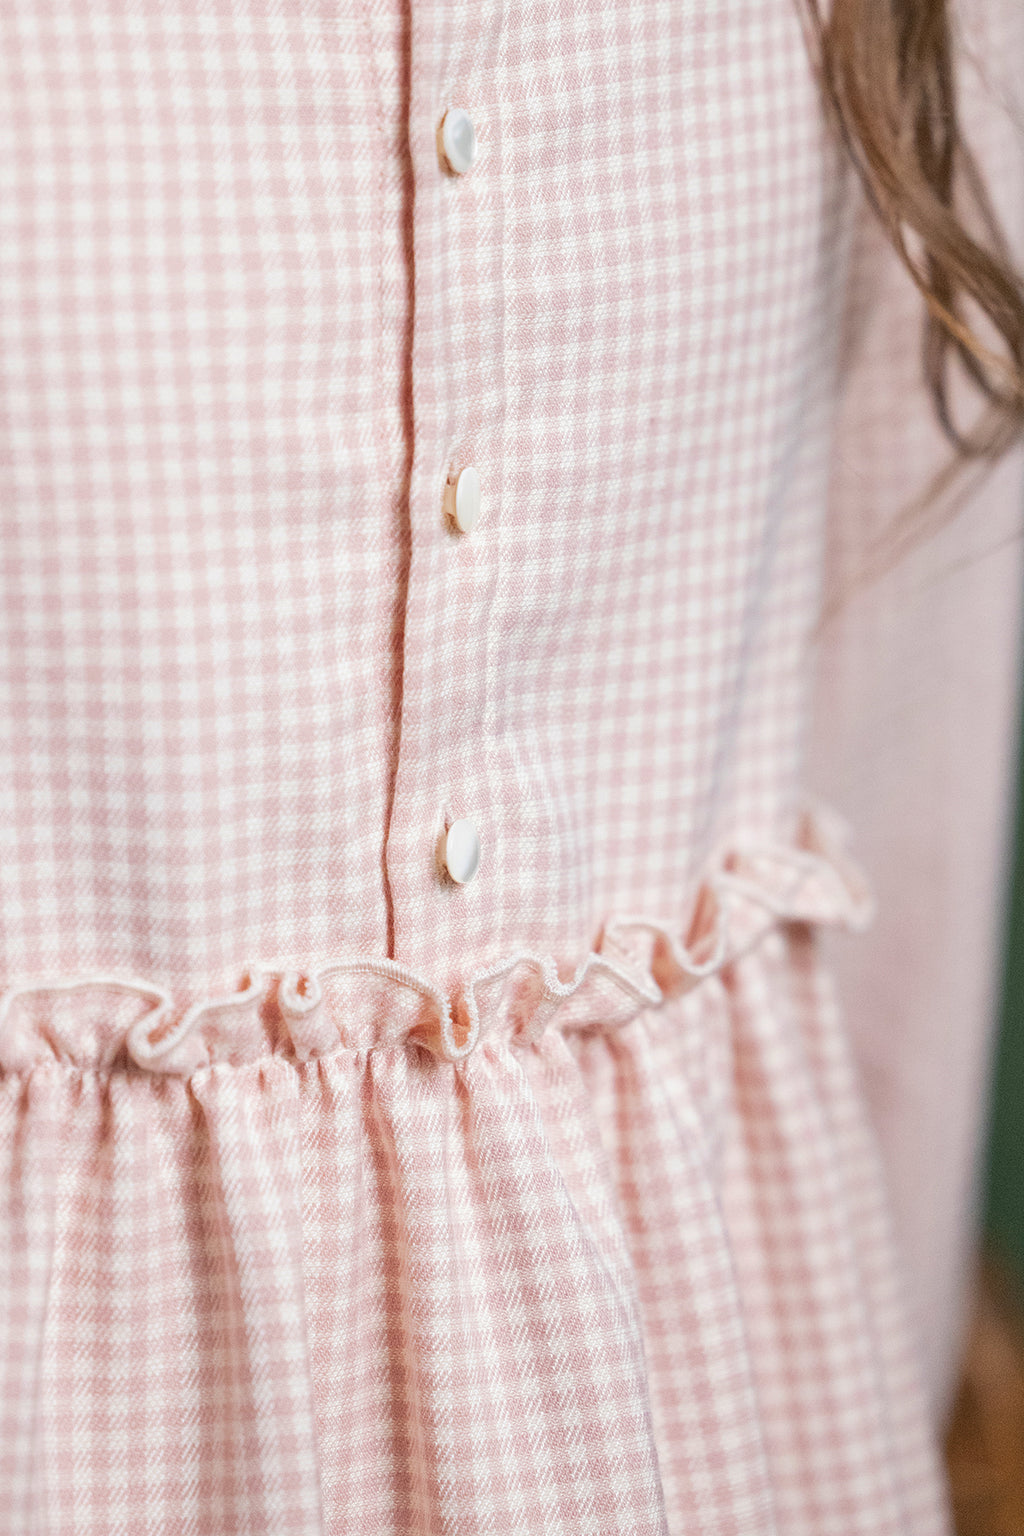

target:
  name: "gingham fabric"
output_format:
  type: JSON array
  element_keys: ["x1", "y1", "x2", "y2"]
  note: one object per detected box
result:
[
  {"x1": 1, "y1": 0, "x2": 1022, "y2": 1530},
  {"x1": 807, "y1": 0, "x2": 1024, "y2": 1414}
]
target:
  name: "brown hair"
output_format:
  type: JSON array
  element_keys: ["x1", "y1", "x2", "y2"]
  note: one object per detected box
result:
[{"x1": 800, "y1": 0, "x2": 1024, "y2": 566}]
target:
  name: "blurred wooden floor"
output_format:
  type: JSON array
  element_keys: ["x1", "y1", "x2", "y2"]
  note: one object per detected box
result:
[{"x1": 945, "y1": 1255, "x2": 1024, "y2": 1536}]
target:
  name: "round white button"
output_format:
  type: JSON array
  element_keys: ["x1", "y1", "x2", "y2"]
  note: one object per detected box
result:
[
  {"x1": 440, "y1": 108, "x2": 477, "y2": 175},
  {"x1": 448, "y1": 465, "x2": 482, "y2": 533},
  {"x1": 444, "y1": 818, "x2": 480, "y2": 884}
]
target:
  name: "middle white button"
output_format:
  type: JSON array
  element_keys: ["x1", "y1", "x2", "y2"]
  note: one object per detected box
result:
[
  {"x1": 440, "y1": 108, "x2": 478, "y2": 175},
  {"x1": 444, "y1": 818, "x2": 481, "y2": 884},
  {"x1": 447, "y1": 465, "x2": 482, "y2": 533}
]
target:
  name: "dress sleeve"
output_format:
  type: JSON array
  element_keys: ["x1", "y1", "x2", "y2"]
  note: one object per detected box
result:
[{"x1": 805, "y1": 0, "x2": 1024, "y2": 1423}]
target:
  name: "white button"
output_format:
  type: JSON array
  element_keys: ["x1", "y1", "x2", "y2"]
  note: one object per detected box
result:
[
  {"x1": 444, "y1": 818, "x2": 480, "y2": 884},
  {"x1": 440, "y1": 108, "x2": 477, "y2": 175},
  {"x1": 447, "y1": 465, "x2": 482, "y2": 533}
]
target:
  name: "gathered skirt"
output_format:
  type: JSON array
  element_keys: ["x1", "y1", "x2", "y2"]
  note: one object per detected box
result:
[{"x1": 0, "y1": 810, "x2": 950, "y2": 1534}]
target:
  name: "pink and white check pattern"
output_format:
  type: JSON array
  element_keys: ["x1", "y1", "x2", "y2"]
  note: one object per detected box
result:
[{"x1": 0, "y1": 0, "x2": 1020, "y2": 1529}]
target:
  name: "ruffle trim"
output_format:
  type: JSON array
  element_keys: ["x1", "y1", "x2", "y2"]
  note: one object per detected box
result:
[{"x1": 0, "y1": 803, "x2": 873, "y2": 1076}]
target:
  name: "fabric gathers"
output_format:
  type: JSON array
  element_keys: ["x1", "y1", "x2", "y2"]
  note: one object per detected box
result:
[{"x1": 0, "y1": 803, "x2": 872, "y2": 1077}]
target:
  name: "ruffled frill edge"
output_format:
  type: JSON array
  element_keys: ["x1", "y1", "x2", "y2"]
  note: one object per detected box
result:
[{"x1": 0, "y1": 802, "x2": 873, "y2": 1076}]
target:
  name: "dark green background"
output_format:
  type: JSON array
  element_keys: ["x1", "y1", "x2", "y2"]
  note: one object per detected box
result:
[{"x1": 984, "y1": 717, "x2": 1024, "y2": 1284}]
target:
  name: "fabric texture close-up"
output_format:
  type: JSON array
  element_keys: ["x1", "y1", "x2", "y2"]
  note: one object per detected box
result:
[{"x1": 0, "y1": 0, "x2": 1022, "y2": 1532}]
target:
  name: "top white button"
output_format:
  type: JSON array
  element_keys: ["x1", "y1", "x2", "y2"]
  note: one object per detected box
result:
[
  {"x1": 444, "y1": 818, "x2": 480, "y2": 884},
  {"x1": 440, "y1": 108, "x2": 477, "y2": 175},
  {"x1": 448, "y1": 465, "x2": 482, "y2": 533}
]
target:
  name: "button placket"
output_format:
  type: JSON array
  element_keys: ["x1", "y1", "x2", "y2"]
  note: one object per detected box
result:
[
  {"x1": 434, "y1": 99, "x2": 486, "y2": 894},
  {"x1": 385, "y1": 6, "x2": 507, "y2": 981}
]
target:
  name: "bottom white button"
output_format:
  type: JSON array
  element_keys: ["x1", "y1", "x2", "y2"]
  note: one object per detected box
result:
[
  {"x1": 444, "y1": 818, "x2": 480, "y2": 884},
  {"x1": 447, "y1": 465, "x2": 482, "y2": 533},
  {"x1": 440, "y1": 108, "x2": 478, "y2": 175}
]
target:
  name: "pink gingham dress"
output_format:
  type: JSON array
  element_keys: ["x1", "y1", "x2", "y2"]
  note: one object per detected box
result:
[{"x1": 2, "y1": 0, "x2": 1023, "y2": 1531}]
